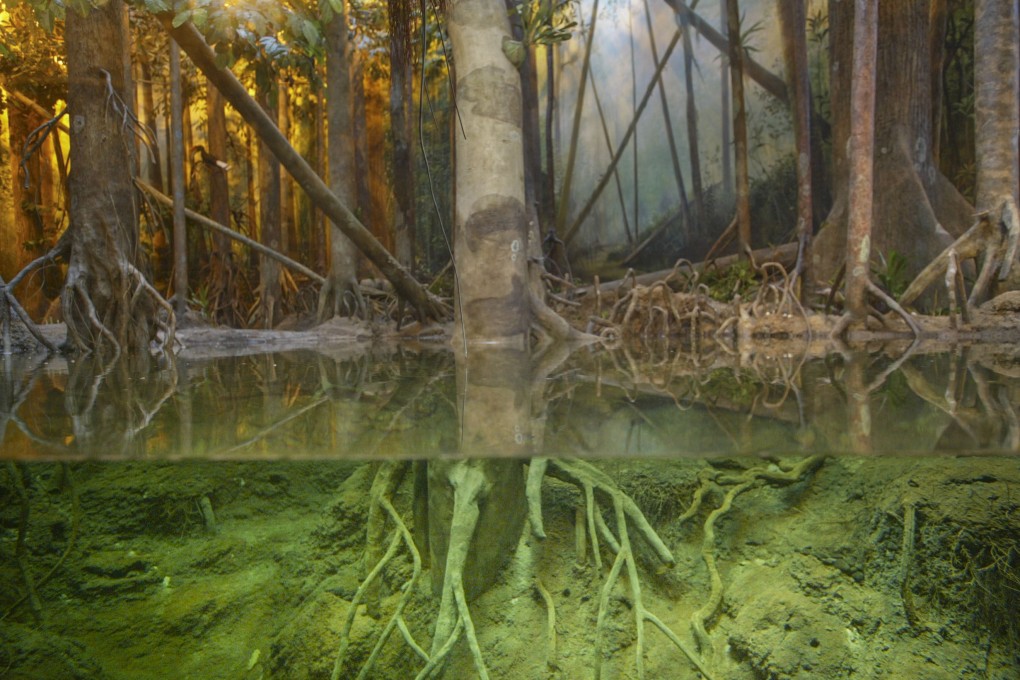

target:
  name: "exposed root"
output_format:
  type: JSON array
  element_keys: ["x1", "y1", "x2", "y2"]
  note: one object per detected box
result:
[{"x1": 535, "y1": 575, "x2": 558, "y2": 671}]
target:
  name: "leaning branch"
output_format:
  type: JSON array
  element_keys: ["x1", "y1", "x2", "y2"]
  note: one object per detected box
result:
[
  {"x1": 661, "y1": 0, "x2": 789, "y2": 105},
  {"x1": 135, "y1": 179, "x2": 326, "y2": 285},
  {"x1": 159, "y1": 17, "x2": 450, "y2": 322}
]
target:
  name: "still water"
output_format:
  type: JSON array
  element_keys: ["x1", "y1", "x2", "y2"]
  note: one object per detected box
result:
[{"x1": 1, "y1": 345, "x2": 1019, "y2": 678}]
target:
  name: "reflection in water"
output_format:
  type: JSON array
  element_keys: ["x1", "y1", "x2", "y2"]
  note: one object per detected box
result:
[
  {"x1": 2, "y1": 344, "x2": 1019, "y2": 459},
  {"x1": 1, "y1": 344, "x2": 1019, "y2": 678}
]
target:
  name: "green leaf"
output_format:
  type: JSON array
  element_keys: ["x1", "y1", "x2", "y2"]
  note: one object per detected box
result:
[
  {"x1": 191, "y1": 7, "x2": 208, "y2": 28},
  {"x1": 301, "y1": 19, "x2": 319, "y2": 46},
  {"x1": 328, "y1": 0, "x2": 344, "y2": 14},
  {"x1": 171, "y1": 9, "x2": 192, "y2": 28}
]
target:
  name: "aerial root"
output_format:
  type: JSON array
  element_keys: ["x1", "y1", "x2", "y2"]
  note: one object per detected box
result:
[{"x1": 686, "y1": 455, "x2": 825, "y2": 660}]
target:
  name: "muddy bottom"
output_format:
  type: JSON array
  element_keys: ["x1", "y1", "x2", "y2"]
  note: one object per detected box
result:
[{"x1": 1, "y1": 456, "x2": 1018, "y2": 679}]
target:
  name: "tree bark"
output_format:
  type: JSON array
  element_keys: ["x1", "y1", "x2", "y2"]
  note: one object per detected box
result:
[
  {"x1": 389, "y1": 3, "x2": 417, "y2": 270},
  {"x1": 258, "y1": 83, "x2": 282, "y2": 328},
  {"x1": 447, "y1": 0, "x2": 530, "y2": 348},
  {"x1": 778, "y1": 0, "x2": 814, "y2": 288},
  {"x1": 813, "y1": 0, "x2": 972, "y2": 292},
  {"x1": 64, "y1": 0, "x2": 159, "y2": 355},
  {"x1": 317, "y1": 4, "x2": 364, "y2": 321},
  {"x1": 170, "y1": 38, "x2": 188, "y2": 316},
  {"x1": 160, "y1": 16, "x2": 447, "y2": 320},
  {"x1": 974, "y1": 0, "x2": 1020, "y2": 295},
  {"x1": 726, "y1": 0, "x2": 752, "y2": 258},
  {"x1": 844, "y1": 0, "x2": 878, "y2": 322},
  {"x1": 206, "y1": 76, "x2": 235, "y2": 324}
]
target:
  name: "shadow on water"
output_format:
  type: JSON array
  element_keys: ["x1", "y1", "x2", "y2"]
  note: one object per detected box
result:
[{"x1": 1, "y1": 342, "x2": 1019, "y2": 679}]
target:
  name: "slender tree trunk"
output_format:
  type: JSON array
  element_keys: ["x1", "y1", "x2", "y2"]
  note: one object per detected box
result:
[
  {"x1": 139, "y1": 57, "x2": 165, "y2": 193},
  {"x1": 778, "y1": 0, "x2": 813, "y2": 289},
  {"x1": 278, "y1": 84, "x2": 294, "y2": 257},
  {"x1": 642, "y1": 0, "x2": 689, "y2": 225},
  {"x1": 258, "y1": 83, "x2": 282, "y2": 328},
  {"x1": 584, "y1": 60, "x2": 634, "y2": 244},
  {"x1": 318, "y1": 2, "x2": 364, "y2": 321},
  {"x1": 170, "y1": 38, "x2": 188, "y2": 316},
  {"x1": 389, "y1": 2, "x2": 417, "y2": 270},
  {"x1": 542, "y1": 35, "x2": 556, "y2": 232},
  {"x1": 206, "y1": 76, "x2": 234, "y2": 324},
  {"x1": 680, "y1": 14, "x2": 705, "y2": 228},
  {"x1": 555, "y1": 0, "x2": 600, "y2": 235},
  {"x1": 719, "y1": 6, "x2": 733, "y2": 203},
  {"x1": 629, "y1": 3, "x2": 639, "y2": 235},
  {"x1": 844, "y1": 0, "x2": 878, "y2": 323},
  {"x1": 726, "y1": 0, "x2": 752, "y2": 258}
]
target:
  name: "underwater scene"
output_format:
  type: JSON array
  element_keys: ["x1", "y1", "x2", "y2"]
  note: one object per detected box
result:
[{"x1": 1, "y1": 345, "x2": 1019, "y2": 679}]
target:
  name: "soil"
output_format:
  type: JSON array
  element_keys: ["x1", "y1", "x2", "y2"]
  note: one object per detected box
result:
[{"x1": 2, "y1": 454, "x2": 1018, "y2": 679}]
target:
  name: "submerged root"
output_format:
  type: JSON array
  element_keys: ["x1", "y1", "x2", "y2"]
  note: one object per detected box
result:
[
  {"x1": 529, "y1": 457, "x2": 714, "y2": 679},
  {"x1": 685, "y1": 456, "x2": 825, "y2": 660}
]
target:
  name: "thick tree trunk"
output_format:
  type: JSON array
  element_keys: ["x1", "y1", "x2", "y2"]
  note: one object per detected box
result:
[
  {"x1": 448, "y1": 0, "x2": 530, "y2": 348},
  {"x1": 813, "y1": 0, "x2": 972, "y2": 292},
  {"x1": 317, "y1": 4, "x2": 364, "y2": 321},
  {"x1": 974, "y1": 0, "x2": 1020, "y2": 295},
  {"x1": 63, "y1": 0, "x2": 159, "y2": 355}
]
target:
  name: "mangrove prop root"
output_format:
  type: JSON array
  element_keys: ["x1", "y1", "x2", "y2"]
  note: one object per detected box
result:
[
  {"x1": 535, "y1": 576, "x2": 558, "y2": 671},
  {"x1": 533, "y1": 459, "x2": 712, "y2": 679},
  {"x1": 331, "y1": 463, "x2": 425, "y2": 680},
  {"x1": 689, "y1": 455, "x2": 825, "y2": 658}
]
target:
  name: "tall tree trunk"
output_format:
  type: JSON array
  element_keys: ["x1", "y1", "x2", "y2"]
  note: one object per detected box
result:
[
  {"x1": 206, "y1": 76, "x2": 234, "y2": 324},
  {"x1": 726, "y1": 0, "x2": 752, "y2": 258},
  {"x1": 352, "y1": 51, "x2": 373, "y2": 231},
  {"x1": 974, "y1": 0, "x2": 1019, "y2": 295},
  {"x1": 642, "y1": 0, "x2": 690, "y2": 226},
  {"x1": 139, "y1": 57, "x2": 165, "y2": 193},
  {"x1": 317, "y1": 2, "x2": 364, "y2": 321},
  {"x1": 278, "y1": 84, "x2": 294, "y2": 257},
  {"x1": 680, "y1": 14, "x2": 705, "y2": 228},
  {"x1": 258, "y1": 83, "x2": 282, "y2": 328},
  {"x1": 170, "y1": 37, "x2": 188, "y2": 316},
  {"x1": 448, "y1": 0, "x2": 530, "y2": 348},
  {"x1": 64, "y1": 0, "x2": 160, "y2": 355},
  {"x1": 844, "y1": 0, "x2": 878, "y2": 323},
  {"x1": 389, "y1": 1, "x2": 417, "y2": 270},
  {"x1": 778, "y1": 0, "x2": 813, "y2": 289},
  {"x1": 719, "y1": 6, "x2": 733, "y2": 204}
]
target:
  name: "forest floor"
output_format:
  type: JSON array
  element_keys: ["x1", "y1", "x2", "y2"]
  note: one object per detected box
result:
[{"x1": 2, "y1": 455, "x2": 1019, "y2": 679}]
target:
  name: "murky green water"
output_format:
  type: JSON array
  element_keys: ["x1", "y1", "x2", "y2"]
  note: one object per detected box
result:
[
  {"x1": 3, "y1": 345, "x2": 1018, "y2": 459},
  {"x1": 2, "y1": 346, "x2": 1019, "y2": 679}
]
